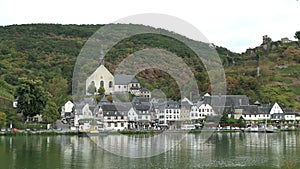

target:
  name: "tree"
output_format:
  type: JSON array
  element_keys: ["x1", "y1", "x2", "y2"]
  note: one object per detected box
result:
[
  {"x1": 42, "y1": 100, "x2": 60, "y2": 124},
  {"x1": 220, "y1": 112, "x2": 229, "y2": 125},
  {"x1": 237, "y1": 116, "x2": 245, "y2": 128},
  {"x1": 294, "y1": 31, "x2": 300, "y2": 41},
  {"x1": 87, "y1": 82, "x2": 96, "y2": 95},
  {"x1": 98, "y1": 86, "x2": 105, "y2": 96},
  {"x1": 0, "y1": 112, "x2": 6, "y2": 128},
  {"x1": 46, "y1": 76, "x2": 69, "y2": 106},
  {"x1": 15, "y1": 78, "x2": 49, "y2": 119}
]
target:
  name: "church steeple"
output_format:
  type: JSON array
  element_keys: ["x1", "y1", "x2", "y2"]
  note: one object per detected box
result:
[{"x1": 99, "y1": 50, "x2": 105, "y2": 66}]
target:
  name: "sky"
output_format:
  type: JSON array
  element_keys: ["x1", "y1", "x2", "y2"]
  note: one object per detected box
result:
[{"x1": 0, "y1": 0, "x2": 299, "y2": 53}]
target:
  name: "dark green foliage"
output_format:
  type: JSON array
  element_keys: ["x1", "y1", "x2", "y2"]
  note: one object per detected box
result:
[
  {"x1": 42, "y1": 100, "x2": 60, "y2": 124},
  {"x1": 98, "y1": 86, "x2": 105, "y2": 96},
  {"x1": 15, "y1": 78, "x2": 49, "y2": 118},
  {"x1": 295, "y1": 31, "x2": 300, "y2": 40}
]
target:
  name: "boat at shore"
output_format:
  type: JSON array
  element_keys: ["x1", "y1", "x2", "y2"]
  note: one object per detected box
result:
[
  {"x1": 78, "y1": 122, "x2": 107, "y2": 136},
  {"x1": 241, "y1": 125, "x2": 278, "y2": 133}
]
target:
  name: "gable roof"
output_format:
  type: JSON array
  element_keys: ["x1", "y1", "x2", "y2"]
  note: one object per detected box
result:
[
  {"x1": 101, "y1": 103, "x2": 132, "y2": 116},
  {"x1": 114, "y1": 74, "x2": 138, "y2": 85}
]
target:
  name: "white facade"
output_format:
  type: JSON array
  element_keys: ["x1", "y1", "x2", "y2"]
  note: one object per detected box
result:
[
  {"x1": 242, "y1": 114, "x2": 271, "y2": 121},
  {"x1": 284, "y1": 114, "x2": 296, "y2": 121},
  {"x1": 86, "y1": 64, "x2": 114, "y2": 95},
  {"x1": 270, "y1": 102, "x2": 284, "y2": 114},
  {"x1": 190, "y1": 104, "x2": 215, "y2": 120},
  {"x1": 64, "y1": 101, "x2": 74, "y2": 113},
  {"x1": 163, "y1": 108, "x2": 181, "y2": 124},
  {"x1": 127, "y1": 108, "x2": 138, "y2": 121},
  {"x1": 103, "y1": 116, "x2": 128, "y2": 130},
  {"x1": 190, "y1": 105, "x2": 201, "y2": 120},
  {"x1": 198, "y1": 104, "x2": 215, "y2": 116},
  {"x1": 114, "y1": 84, "x2": 128, "y2": 92}
]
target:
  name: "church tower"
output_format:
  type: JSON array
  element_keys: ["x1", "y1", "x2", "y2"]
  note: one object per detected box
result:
[{"x1": 99, "y1": 50, "x2": 105, "y2": 66}]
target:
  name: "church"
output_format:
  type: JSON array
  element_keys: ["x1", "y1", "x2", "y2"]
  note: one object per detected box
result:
[{"x1": 85, "y1": 58, "x2": 143, "y2": 96}]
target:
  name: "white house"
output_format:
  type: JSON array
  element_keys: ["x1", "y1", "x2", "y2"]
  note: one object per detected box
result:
[
  {"x1": 199, "y1": 103, "x2": 215, "y2": 117},
  {"x1": 114, "y1": 74, "x2": 140, "y2": 93},
  {"x1": 160, "y1": 100, "x2": 181, "y2": 124},
  {"x1": 100, "y1": 103, "x2": 130, "y2": 130},
  {"x1": 61, "y1": 100, "x2": 74, "y2": 117}
]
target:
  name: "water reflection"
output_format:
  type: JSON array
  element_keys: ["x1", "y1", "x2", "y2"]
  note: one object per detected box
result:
[{"x1": 0, "y1": 132, "x2": 300, "y2": 169}]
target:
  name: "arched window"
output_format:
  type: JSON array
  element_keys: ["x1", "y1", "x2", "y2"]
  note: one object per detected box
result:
[
  {"x1": 109, "y1": 81, "x2": 113, "y2": 88},
  {"x1": 100, "y1": 81, "x2": 104, "y2": 87}
]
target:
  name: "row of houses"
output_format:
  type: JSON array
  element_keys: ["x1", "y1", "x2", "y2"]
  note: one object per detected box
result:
[
  {"x1": 61, "y1": 93, "x2": 300, "y2": 130},
  {"x1": 60, "y1": 58, "x2": 300, "y2": 130}
]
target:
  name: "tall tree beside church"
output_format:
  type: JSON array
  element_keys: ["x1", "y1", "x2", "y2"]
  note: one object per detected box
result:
[
  {"x1": 87, "y1": 82, "x2": 97, "y2": 95},
  {"x1": 295, "y1": 31, "x2": 300, "y2": 41},
  {"x1": 15, "y1": 78, "x2": 49, "y2": 119}
]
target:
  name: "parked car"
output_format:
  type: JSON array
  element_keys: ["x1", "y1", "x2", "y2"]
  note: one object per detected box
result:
[
  {"x1": 31, "y1": 128, "x2": 37, "y2": 131},
  {"x1": 1, "y1": 128, "x2": 6, "y2": 132},
  {"x1": 61, "y1": 118, "x2": 68, "y2": 124}
]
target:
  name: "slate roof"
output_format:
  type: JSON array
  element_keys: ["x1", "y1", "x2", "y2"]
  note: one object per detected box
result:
[
  {"x1": 165, "y1": 100, "x2": 180, "y2": 109},
  {"x1": 101, "y1": 103, "x2": 132, "y2": 116},
  {"x1": 114, "y1": 74, "x2": 138, "y2": 85},
  {"x1": 203, "y1": 95, "x2": 249, "y2": 108},
  {"x1": 181, "y1": 101, "x2": 192, "y2": 110},
  {"x1": 140, "y1": 88, "x2": 150, "y2": 92},
  {"x1": 132, "y1": 97, "x2": 151, "y2": 108}
]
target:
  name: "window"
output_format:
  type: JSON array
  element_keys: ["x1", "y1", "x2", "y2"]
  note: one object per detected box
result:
[
  {"x1": 100, "y1": 81, "x2": 104, "y2": 87},
  {"x1": 109, "y1": 81, "x2": 113, "y2": 88}
]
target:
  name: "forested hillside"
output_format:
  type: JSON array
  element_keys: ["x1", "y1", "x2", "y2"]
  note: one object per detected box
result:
[{"x1": 0, "y1": 24, "x2": 299, "y2": 111}]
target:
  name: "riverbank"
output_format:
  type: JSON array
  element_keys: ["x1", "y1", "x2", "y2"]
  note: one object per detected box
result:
[
  {"x1": 1, "y1": 128, "x2": 300, "y2": 136},
  {"x1": 0, "y1": 130, "x2": 78, "y2": 136}
]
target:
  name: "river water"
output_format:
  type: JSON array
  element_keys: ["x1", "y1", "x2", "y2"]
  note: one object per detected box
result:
[{"x1": 0, "y1": 131, "x2": 299, "y2": 169}]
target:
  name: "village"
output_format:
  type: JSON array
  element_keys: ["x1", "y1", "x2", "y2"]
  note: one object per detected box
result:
[{"x1": 58, "y1": 62, "x2": 300, "y2": 133}]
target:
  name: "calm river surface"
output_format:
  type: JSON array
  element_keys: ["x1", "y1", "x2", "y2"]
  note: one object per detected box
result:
[{"x1": 1, "y1": 132, "x2": 300, "y2": 169}]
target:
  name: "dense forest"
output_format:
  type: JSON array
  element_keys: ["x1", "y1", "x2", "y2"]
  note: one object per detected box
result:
[{"x1": 0, "y1": 24, "x2": 299, "y2": 113}]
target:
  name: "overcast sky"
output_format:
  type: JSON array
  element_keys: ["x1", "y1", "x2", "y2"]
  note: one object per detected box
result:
[{"x1": 1, "y1": 0, "x2": 299, "y2": 53}]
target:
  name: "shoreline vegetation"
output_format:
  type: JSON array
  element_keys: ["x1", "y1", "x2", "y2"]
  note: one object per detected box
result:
[{"x1": 1, "y1": 128, "x2": 300, "y2": 136}]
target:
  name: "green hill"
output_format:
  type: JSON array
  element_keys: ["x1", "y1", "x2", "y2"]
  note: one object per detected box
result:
[{"x1": 0, "y1": 24, "x2": 299, "y2": 110}]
